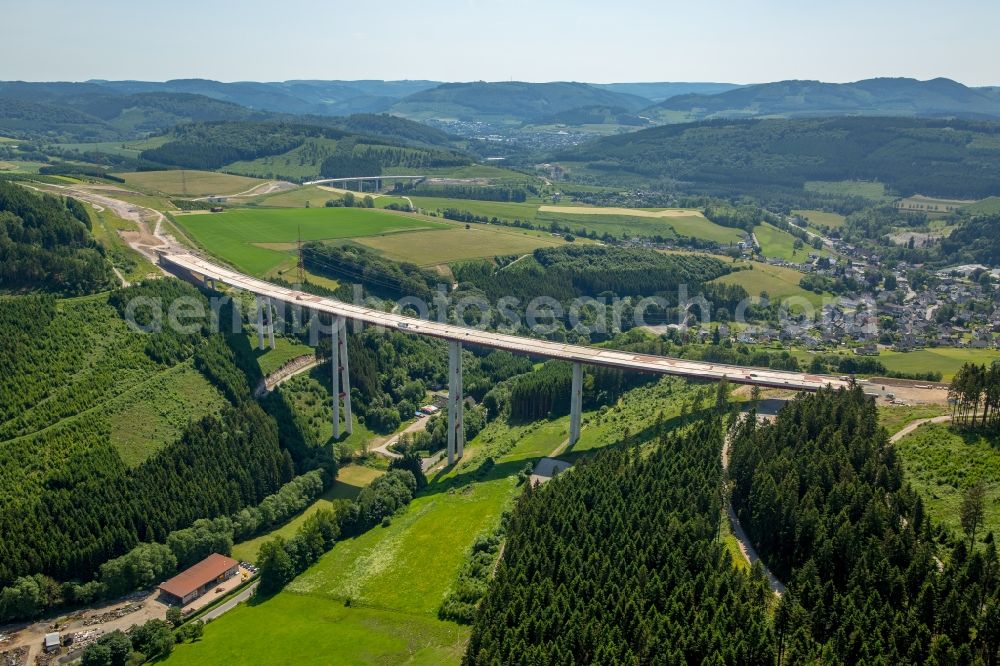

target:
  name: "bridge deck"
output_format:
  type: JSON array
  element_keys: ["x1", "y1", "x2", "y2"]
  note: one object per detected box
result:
[{"x1": 162, "y1": 252, "x2": 847, "y2": 392}]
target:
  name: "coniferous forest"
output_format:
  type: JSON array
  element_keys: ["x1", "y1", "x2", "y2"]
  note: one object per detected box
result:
[
  {"x1": 729, "y1": 388, "x2": 1000, "y2": 664},
  {"x1": 465, "y1": 419, "x2": 777, "y2": 665}
]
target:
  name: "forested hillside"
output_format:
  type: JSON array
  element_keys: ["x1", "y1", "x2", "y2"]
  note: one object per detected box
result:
[
  {"x1": 555, "y1": 117, "x2": 1000, "y2": 199},
  {"x1": 453, "y1": 245, "x2": 731, "y2": 303},
  {"x1": 449, "y1": 246, "x2": 736, "y2": 340},
  {"x1": 139, "y1": 120, "x2": 469, "y2": 175},
  {"x1": 465, "y1": 419, "x2": 775, "y2": 664},
  {"x1": 729, "y1": 388, "x2": 1000, "y2": 663},
  {"x1": 0, "y1": 182, "x2": 113, "y2": 294},
  {"x1": 389, "y1": 81, "x2": 649, "y2": 123},
  {"x1": 0, "y1": 281, "x2": 299, "y2": 597},
  {"x1": 650, "y1": 77, "x2": 1000, "y2": 121}
]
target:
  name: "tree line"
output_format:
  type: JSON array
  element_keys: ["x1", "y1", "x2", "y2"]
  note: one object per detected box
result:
[
  {"x1": 730, "y1": 387, "x2": 1000, "y2": 663},
  {"x1": 0, "y1": 182, "x2": 113, "y2": 295},
  {"x1": 464, "y1": 418, "x2": 776, "y2": 664},
  {"x1": 950, "y1": 362, "x2": 1000, "y2": 429}
]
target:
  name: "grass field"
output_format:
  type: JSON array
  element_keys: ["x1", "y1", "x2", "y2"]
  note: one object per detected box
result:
[
  {"x1": 966, "y1": 197, "x2": 1000, "y2": 215},
  {"x1": 174, "y1": 207, "x2": 446, "y2": 276},
  {"x1": 354, "y1": 223, "x2": 566, "y2": 266},
  {"x1": 165, "y1": 594, "x2": 469, "y2": 665},
  {"x1": 232, "y1": 464, "x2": 384, "y2": 563},
  {"x1": 256, "y1": 185, "x2": 347, "y2": 208},
  {"x1": 793, "y1": 209, "x2": 846, "y2": 229},
  {"x1": 249, "y1": 335, "x2": 315, "y2": 377},
  {"x1": 164, "y1": 374, "x2": 711, "y2": 664},
  {"x1": 804, "y1": 180, "x2": 888, "y2": 200},
  {"x1": 877, "y1": 404, "x2": 949, "y2": 436},
  {"x1": 713, "y1": 262, "x2": 829, "y2": 308},
  {"x1": 115, "y1": 170, "x2": 266, "y2": 197},
  {"x1": 755, "y1": 223, "x2": 823, "y2": 262},
  {"x1": 878, "y1": 348, "x2": 1000, "y2": 382},
  {"x1": 895, "y1": 423, "x2": 1000, "y2": 542},
  {"x1": 897, "y1": 195, "x2": 974, "y2": 214},
  {"x1": 396, "y1": 197, "x2": 743, "y2": 244}
]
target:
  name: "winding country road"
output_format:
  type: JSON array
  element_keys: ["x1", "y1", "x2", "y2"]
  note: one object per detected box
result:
[{"x1": 889, "y1": 414, "x2": 951, "y2": 443}]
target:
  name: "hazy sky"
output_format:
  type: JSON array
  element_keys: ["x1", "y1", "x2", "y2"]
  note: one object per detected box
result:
[{"x1": 5, "y1": 0, "x2": 998, "y2": 85}]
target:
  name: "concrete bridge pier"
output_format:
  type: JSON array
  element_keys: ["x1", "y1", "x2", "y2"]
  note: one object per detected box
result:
[
  {"x1": 331, "y1": 318, "x2": 353, "y2": 439},
  {"x1": 266, "y1": 297, "x2": 276, "y2": 350},
  {"x1": 447, "y1": 340, "x2": 465, "y2": 465},
  {"x1": 338, "y1": 320, "x2": 353, "y2": 435},
  {"x1": 255, "y1": 296, "x2": 266, "y2": 350},
  {"x1": 569, "y1": 362, "x2": 583, "y2": 446}
]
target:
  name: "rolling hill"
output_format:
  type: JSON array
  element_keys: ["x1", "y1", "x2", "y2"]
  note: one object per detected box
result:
[
  {"x1": 92, "y1": 78, "x2": 441, "y2": 116},
  {"x1": 388, "y1": 81, "x2": 651, "y2": 124},
  {"x1": 647, "y1": 77, "x2": 1000, "y2": 122},
  {"x1": 555, "y1": 116, "x2": 1000, "y2": 199}
]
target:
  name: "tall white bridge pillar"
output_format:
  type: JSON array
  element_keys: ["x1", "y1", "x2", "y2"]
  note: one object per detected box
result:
[
  {"x1": 266, "y1": 297, "x2": 276, "y2": 350},
  {"x1": 447, "y1": 340, "x2": 464, "y2": 465},
  {"x1": 569, "y1": 361, "x2": 583, "y2": 446},
  {"x1": 332, "y1": 318, "x2": 353, "y2": 439},
  {"x1": 255, "y1": 296, "x2": 266, "y2": 350}
]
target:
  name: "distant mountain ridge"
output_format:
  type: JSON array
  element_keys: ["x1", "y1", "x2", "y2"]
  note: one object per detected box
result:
[
  {"x1": 3, "y1": 77, "x2": 1000, "y2": 143},
  {"x1": 387, "y1": 81, "x2": 652, "y2": 124},
  {"x1": 650, "y1": 77, "x2": 1000, "y2": 120}
]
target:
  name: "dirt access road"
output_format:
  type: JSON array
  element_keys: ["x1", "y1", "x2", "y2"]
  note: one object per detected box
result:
[
  {"x1": 26, "y1": 182, "x2": 183, "y2": 264},
  {"x1": 889, "y1": 415, "x2": 951, "y2": 443}
]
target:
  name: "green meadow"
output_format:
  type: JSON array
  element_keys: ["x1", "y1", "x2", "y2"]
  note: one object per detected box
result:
[
  {"x1": 878, "y1": 348, "x2": 1000, "y2": 382},
  {"x1": 895, "y1": 423, "x2": 1000, "y2": 541},
  {"x1": 173, "y1": 207, "x2": 447, "y2": 276},
  {"x1": 164, "y1": 373, "x2": 705, "y2": 665},
  {"x1": 713, "y1": 261, "x2": 829, "y2": 307}
]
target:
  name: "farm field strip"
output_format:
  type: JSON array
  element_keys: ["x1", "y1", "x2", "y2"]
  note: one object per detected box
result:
[
  {"x1": 115, "y1": 170, "x2": 267, "y2": 197},
  {"x1": 173, "y1": 207, "x2": 447, "y2": 276}
]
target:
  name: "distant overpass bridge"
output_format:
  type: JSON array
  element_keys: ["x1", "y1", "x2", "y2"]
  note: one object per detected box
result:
[
  {"x1": 302, "y1": 175, "x2": 429, "y2": 192},
  {"x1": 160, "y1": 253, "x2": 849, "y2": 465}
]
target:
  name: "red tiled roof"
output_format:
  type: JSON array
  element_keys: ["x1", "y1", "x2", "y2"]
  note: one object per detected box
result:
[{"x1": 159, "y1": 553, "x2": 238, "y2": 599}]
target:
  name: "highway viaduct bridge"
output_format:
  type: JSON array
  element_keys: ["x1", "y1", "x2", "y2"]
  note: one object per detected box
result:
[
  {"x1": 302, "y1": 175, "x2": 429, "y2": 192},
  {"x1": 160, "y1": 252, "x2": 849, "y2": 466}
]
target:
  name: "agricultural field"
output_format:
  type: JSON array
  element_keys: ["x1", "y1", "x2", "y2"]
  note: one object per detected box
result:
[
  {"x1": 401, "y1": 195, "x2": 543, "y2": 221},
  {"x1": 878, "y1": 348, "x2": 1000, "y2": 382},
  {"x1": 353, "y1": 223, "x2": 567, "y2": 266},
  {"x1": 52, "y1": 136, "x2": 169, "y2": 158},
  {"x1": 538, "y1": 205, "x2": 743, "y2": 243},
  {"x1": 896, "y1": 194, "x2": 975, "y2": 215},
  {"x1": 115, "y1": 170, "x2": 267, "y2": 197},
  {"x1": 173, "y1": 207, "x2": 446, "y2": 276},
  {"x1": 400, "y1": 196, "x2": 743, "y2": 244},
  {"x1": 792, "y1": 209, "x2": 846, "y2": 229},
  {"x1": 0, "y1": 159, "x2": 48, "y2": 173},
  {"x1": 895, "y1": 423, "x2": 1000, "y2": 541},
  {"x1": 713, "y1": 261, "x2": 829, "y2": 308},
  {"x1": 231, "y1": 464, "x2": 384, "y2": 563},
  {"x1": 255, "y1": 184, "x2": 348, "y2": 208},
  {"x1": 804, "y1": 180, "x2": 888, "y2": 200}
]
